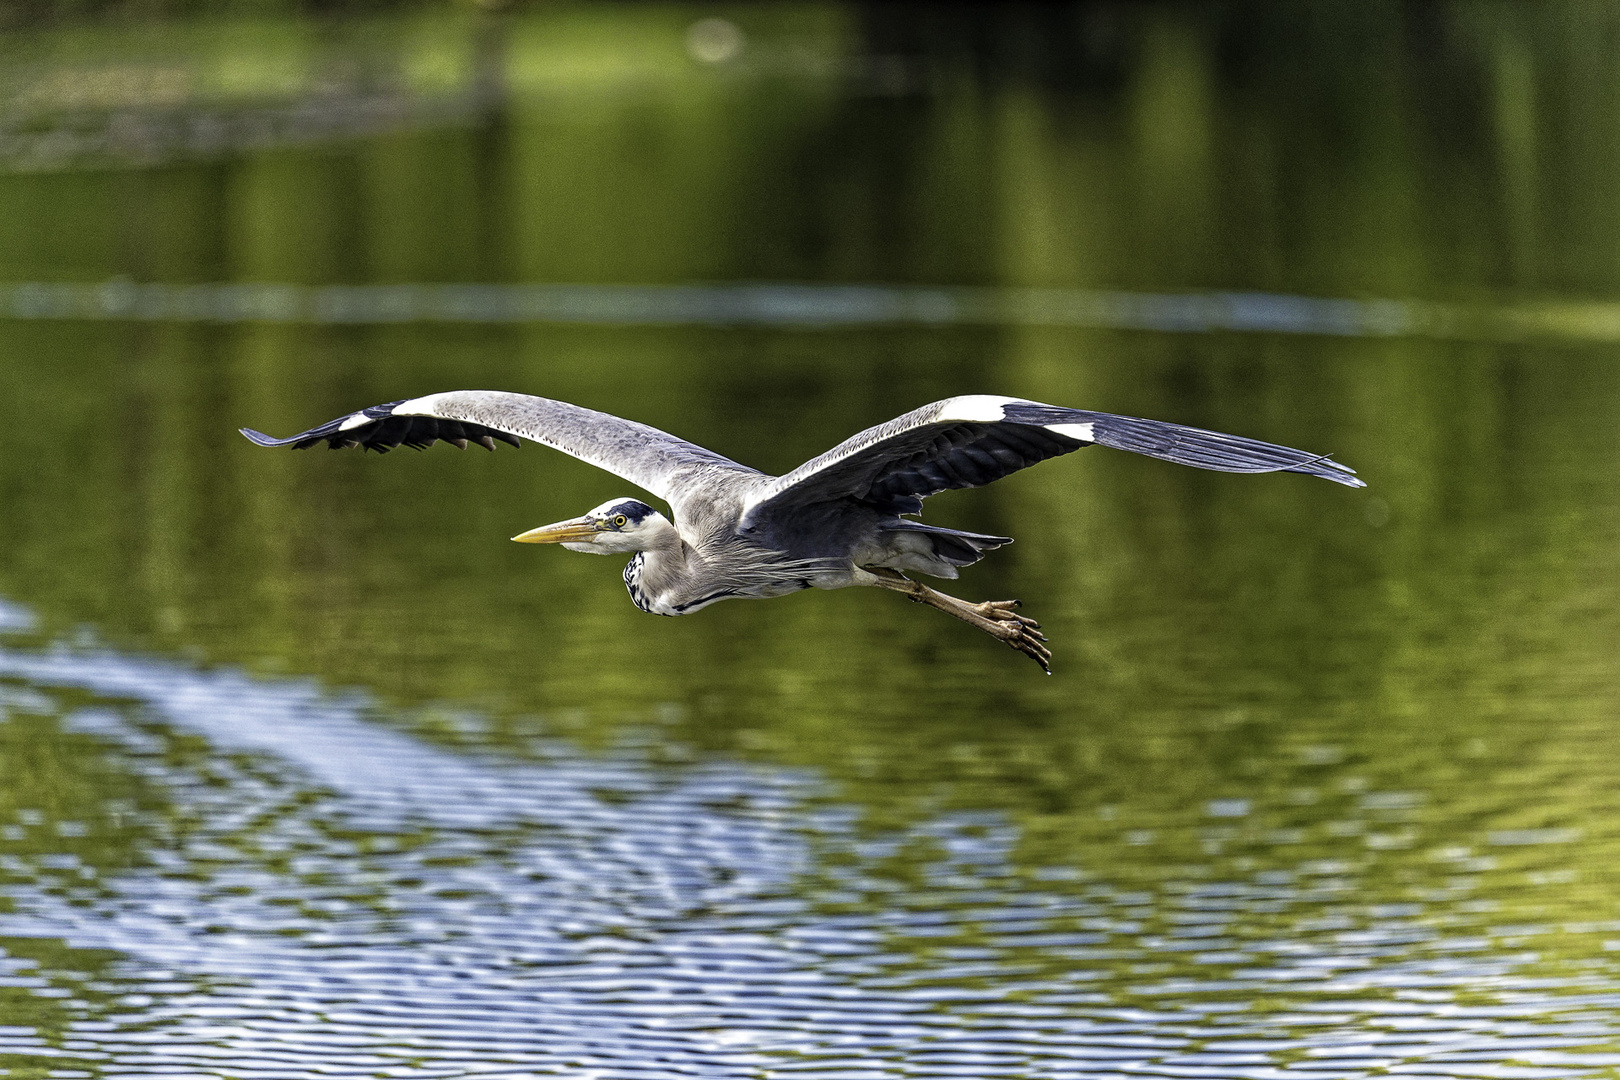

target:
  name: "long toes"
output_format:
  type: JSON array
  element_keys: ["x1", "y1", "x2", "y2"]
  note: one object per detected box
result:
[
  {"x1": 998, "y1": 624, "x2": 1052, "y2": 672},
  {"x1": 997, "y1": 615, "x2": 1046, "y2": 638},
  {"x1": 991, "y1": 620, "x2": 1047, "y2": 646},
  {"x1": 1009, "y1": 635, "x2": 1052, "y2": 673},
  {"x1": 978, "y1": 600, "x2": 1041, "y2": 629}
]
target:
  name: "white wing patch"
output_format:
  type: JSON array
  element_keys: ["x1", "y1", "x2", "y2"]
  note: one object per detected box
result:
[
  {"x1": 391, "y1": 393, "x2": 454, "y2": 416},
  {"x1": 338, "y1": 413, "x2": 371, "y2": 431},
  {"x1": 935, "y1": 395, "x2": 1018, "y2": 423},
  {"x1": 1046, "y1": 422, "x2": 1095, "y2": 442}
]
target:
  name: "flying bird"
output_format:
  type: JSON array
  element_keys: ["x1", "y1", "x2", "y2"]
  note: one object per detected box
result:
[{"x1": 241, "y1": 391, "x2": 1363, "y2": 672}]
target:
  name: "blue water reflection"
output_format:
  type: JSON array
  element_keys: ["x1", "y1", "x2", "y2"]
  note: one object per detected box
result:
[
  {"x1": 2, "y1": 603, "x2": 1617, "y2": 1078},
  {"x1": 6, "y1": 280, "x2": 1620, "y2": 344}
]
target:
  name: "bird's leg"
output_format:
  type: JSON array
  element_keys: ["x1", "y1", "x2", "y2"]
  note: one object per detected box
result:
[{"x1": 867, "y1": 568, "x2": 1051, "y2": 673}]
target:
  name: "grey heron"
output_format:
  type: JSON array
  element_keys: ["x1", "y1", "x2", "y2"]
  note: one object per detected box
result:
[{"x1": 241, "y1": 391, "x2": 1364, "y2": 672}]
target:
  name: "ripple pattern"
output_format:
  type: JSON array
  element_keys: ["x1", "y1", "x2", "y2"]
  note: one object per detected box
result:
[{"x1": 0, "y1": 626, "x2": 1617, "y2": 1078}]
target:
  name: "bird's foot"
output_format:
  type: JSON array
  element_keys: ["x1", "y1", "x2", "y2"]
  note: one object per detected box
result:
[
  {"x1": 972, "y1": 598, "x2": 1040, "y2": 628},
  {"x1": 869, "y1": 569, "x2": 1053, "y2": 673},
  {"x1": 974, "y1": 599, "x2": 1051, "y2": 674}
]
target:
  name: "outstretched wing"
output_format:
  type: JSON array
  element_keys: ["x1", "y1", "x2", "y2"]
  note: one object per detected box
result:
[
  {"x1": 239, "y1": 390, "x2": 761, "y2": 518},
  {"x1": 741, "y1": 394, "x2": 1363, "y2": 527}
]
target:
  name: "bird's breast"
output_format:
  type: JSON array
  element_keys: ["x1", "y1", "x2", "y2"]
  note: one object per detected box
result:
[
  {"x1": 623, "y1": 551, "x2": 736, "y2": 616},
  {"x1": 623, "y1": 544, "x2": 839, "y2": 616},
  {"x1": 622, "y1": 553, "x2": 670, "y2": 616}
]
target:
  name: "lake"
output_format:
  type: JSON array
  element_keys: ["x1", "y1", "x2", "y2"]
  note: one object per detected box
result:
[{"x1": 1, "y1": 5, "x2": 1619, "y2": 1077}]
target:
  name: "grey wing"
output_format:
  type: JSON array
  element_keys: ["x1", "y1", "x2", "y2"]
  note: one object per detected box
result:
[
  {"x1": 239, "y1": 390, "x2": 762, "y2": 516},
  {"x1": 740, "y1": 394, "x2": 1363, "y2": 528}
]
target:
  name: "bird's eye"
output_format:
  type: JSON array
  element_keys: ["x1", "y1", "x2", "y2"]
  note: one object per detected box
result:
[{"x1": 612, "y1": 515, "x2": 628, "y2": 528}]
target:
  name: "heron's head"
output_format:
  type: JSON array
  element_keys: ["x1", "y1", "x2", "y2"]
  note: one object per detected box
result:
[{"x1": 511, "y1": 498, "x2": 674, "y2": 555}]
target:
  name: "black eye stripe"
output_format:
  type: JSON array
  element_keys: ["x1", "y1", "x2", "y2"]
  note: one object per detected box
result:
[{"x1": 607, "y1": 500, "x2": 656, "y2": 525}]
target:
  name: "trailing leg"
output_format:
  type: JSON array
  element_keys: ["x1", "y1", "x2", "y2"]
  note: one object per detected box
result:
[{"x1": 867, "y1": 568, "x2": 1051, "y2": 673}]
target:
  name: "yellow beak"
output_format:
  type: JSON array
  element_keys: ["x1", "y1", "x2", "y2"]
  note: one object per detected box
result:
[{"x1": 511, "y1": 516, "x2": 600, "y2": 544}]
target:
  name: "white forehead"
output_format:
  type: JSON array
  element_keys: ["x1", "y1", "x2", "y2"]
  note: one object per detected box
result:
[{"x1": 587, "y1": 498, "x2": 642, "y2": 517}]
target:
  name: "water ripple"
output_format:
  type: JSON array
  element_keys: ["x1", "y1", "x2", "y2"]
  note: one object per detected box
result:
[{"x1": 0, "y1": 620, "x2": 1616, "y2": 1076}]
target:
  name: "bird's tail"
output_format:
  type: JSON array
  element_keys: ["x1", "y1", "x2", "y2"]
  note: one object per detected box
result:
[{"x1": 887, "y1": 521, "x2": 1013, "y2": 568}]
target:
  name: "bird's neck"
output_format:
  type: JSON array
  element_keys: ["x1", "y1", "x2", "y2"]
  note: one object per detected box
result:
[
  {"x1": 641, "y1": 517, "x2": 686, "y2": 558},
  {"x1": 618, "y1": 520, "x2": 684, "y2": 616}
]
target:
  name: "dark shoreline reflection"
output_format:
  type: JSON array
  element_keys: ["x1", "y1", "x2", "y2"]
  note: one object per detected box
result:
[{"x1": 3, "y1": 5, "x2": 1620, "y2": 297}]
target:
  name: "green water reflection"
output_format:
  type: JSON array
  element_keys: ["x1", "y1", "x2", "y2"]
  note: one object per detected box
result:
[
  {"x1": 4, "y1": 4, "x2": 1620, "y2": 295},
  {"x1": 1, "y1": 2, "x2": 1619, "y2": 1068},
  {"x1": 7, "y1": 321, "x2": 1620, "y2": 946}
]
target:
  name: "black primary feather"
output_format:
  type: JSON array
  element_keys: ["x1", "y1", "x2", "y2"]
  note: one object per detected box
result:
[
  {"x1": 239, "y1": 400, "x2": 521, "y2": 454},
  {"x1": 998, "y1": 404, "x2": 1364, "y2": 487}
]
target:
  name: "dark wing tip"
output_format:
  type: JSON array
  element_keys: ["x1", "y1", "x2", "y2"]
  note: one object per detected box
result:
[
  {"x1": 239, "y1": 427, "x2": 296, "y2": 447},
  {"x1": 1300, "y1": 453, "x2": 1369, "y2": 488},
  {"x1": 239, "y1": 405, "x2": 521, "y2": 455},
  {"x1": 1313, "y1": 469, "x2": 1367, "y2": 489},
  {"x1": 1074, "y1": 412, "x2": 1368, "y2": 489},
  {"x1": 1283, "y1": 450, "x2": 1366, "y2": 488}
]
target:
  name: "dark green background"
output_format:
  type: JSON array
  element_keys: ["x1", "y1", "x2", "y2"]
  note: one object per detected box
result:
[{"x1": 1, "y1": 3, "x2": 1618, "y2": 1074}]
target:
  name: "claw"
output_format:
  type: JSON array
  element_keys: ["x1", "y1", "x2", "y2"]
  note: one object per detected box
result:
[
  {"x1": 967, "y1": 598, "x2": 1054, "y2": 671},
  {"x1": 988, "y1": 614, "x2": 1051, "y2": 671},
  {"x1": 975, "y1": 600, "x2": 1040, "y2": 629},
  {"x1": 1007, "y1": 631, "x2": 1052, "y2": 674},
  {"x1": 868, "y1": 571, "x2": 1055, "y2": 673}
]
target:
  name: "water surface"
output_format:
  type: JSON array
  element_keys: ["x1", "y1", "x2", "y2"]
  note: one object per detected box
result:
[{"x1": 2, "y1": 5, "x2": 1620, "y2": 1078}]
